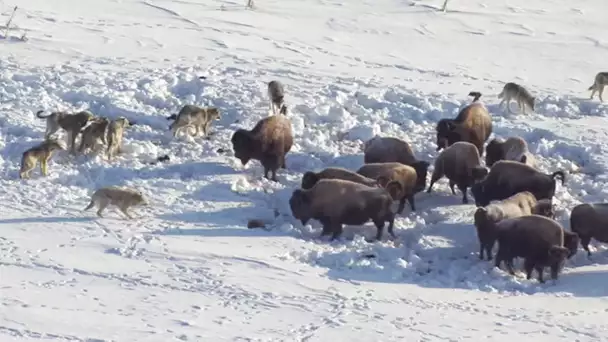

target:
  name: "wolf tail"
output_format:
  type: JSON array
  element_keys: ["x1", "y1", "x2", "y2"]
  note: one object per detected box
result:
[
  {"x1": 84, "y1": 199, "x2": 95, "y2": 211},
  {"x1": 36, "y1": 110, "x2": 51, "y2": 119},
  {"x1": 588, "y1": 84, "x2": 595, "y2": 91},
  {"x1": 497, "y1": 89, "x2": 504, "y2": 98}
]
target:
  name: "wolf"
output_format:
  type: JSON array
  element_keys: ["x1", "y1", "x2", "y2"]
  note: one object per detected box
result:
[
  {"x1": 268, "y1": 80, "x2": 287, "y2": 115},
  {"x1": 78, "y1": 117, "x2": 110, "y2": 155},
  {"x1": 106, "y1": 117, "x2": 131, "y2": 161},
  {"x1": 169, "y1": 104, "x2": 221, "y2": 138},
  {"x1": 588, "y1": 72, "x2": 608, "y2": 102},
  {"x1": 83, "y1": 186, "x2": 148, "y2": 219},
  {"x1": 36, "y1": 110, "x2": 96, "y2": 154},
  {"x1": 497, "y1": 82, "x2": 535, "y2": 114},
  {"x1": 19, "y1": 139, "x2": 65, "y2": 179}
]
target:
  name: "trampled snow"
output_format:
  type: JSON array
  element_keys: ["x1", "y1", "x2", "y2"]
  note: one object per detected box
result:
[{"x1": 1, "y1": 0, "x2": 608, "y2": 341}]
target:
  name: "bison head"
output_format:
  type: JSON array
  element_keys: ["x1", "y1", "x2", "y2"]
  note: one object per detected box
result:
[
  {"x1": 470, "y1": 182, "x2": 488, "y2": 207},
  {"x1": 473, "y1": 207, "x2": 490, "y2": 229},
  {"x1": 289, "y1": 189, "x2": 312, "y2": 225},
  {"x1": 471, "y1": 166, "x2": 489, "y2": 182},
  {"x1": 300, "y1": 171, "x2": 320, "y2": 190},
  {"x1": 231, "y1": 129, "x2": 254, "y2": 166},
  {"x1": 563, "y1": 231, "x2": 580, "y2": 259},
  {"x1": 435, "y1": 119, "x2": 460, "y2": 151},
  {"x1": 548, "y1": 245, "x2": 570, "y2": 280},
  {"x1": 484, "y1": 139, "x2": 504, "y2": 167},
  {"x1": 376, "y1": 176, "x2": 404, "y2": 201},
  {"x1": 411, "y1": 160, "x2": 431, "y2": 193},
  {"x1": 532, "y1": 199, "x2": 554, "y2": 219}
]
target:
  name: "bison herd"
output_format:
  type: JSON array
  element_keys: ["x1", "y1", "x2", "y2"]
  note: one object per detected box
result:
[{"x1": 231, "y1": 83, "x2": 607, "y2": 284}]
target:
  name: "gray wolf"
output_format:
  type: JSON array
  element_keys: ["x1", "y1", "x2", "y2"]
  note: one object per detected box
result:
[
  {"x1": 588, "y1": 72, "x2": 608, "y2": 102},
  {"x1": 36, "y1": 110, "x2": 96, "y2": 154},
  {"x1": 169, "y1": 105, "x2": 221, "y2": 138},
  {"x1": 268, "y1": 80, "x2": 287, "y2": 115},
  {"x1": 497, "y1": 82, "x2": 535, "y2": 114},
  {"x1": 84, "y1": 186, "x2": 148, "y2": 219},
  {"x1": 20, "y1": 139, "x2": 65, "y2": 179},
  {"x1": 79, "y1": 117, "x2": 110, "y2": 155},
  {"x1": 106, "y1": 117, "x2": 131, "y2": 160}
]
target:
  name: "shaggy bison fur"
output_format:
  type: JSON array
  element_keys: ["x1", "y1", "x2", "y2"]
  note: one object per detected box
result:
[
  {"x1": 427, "y1": 141, "x2": 488, "y2": 204},
  {"x1": 362, "y1": 136, "x2": 430, "y2": 171},
  {"x1": 494, "y1": 215, "x2": 571, "y2": 283},
  {"x1": 301, "y1": 167, "x2": 378, "y2": 190},
  {"x1": 231, "y1": 114, "x2": 293, "y2": 181},
  {"x1": 435, "y1": 101, "x2": 492, "y2": 156},
  {"x1": 474, "y1": 191, "x2": 555, "y2": 260},
  {"x1": 485, "y1": 136, "x2": 536, "y2": 168},
  {"x1": 470, "y1": 160, "x2": 565, "y2": 207},
  {"x1": 570, "y1": 202, "x2": 608, "y2": 257},
  {"x1": 289, "y1": 178, "x2": 403, "y2": 241},
  {"x1": 356, "y1": 162, "x2": 428, "y2": 213}
]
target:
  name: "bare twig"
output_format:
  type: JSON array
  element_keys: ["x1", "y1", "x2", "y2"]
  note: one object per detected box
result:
[{"x1": 4, "y1": 6, "x2": 18, "y2": 39}]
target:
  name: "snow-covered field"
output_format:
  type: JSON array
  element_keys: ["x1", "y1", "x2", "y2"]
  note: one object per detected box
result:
[{"x1": 2, "y1": 0, "x2": 608, "y2": 340}]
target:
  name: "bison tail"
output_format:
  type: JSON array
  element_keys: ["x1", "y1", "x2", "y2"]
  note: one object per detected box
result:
[{"x1": 550, "y1": 170, "x2": 566, "y2": 185}]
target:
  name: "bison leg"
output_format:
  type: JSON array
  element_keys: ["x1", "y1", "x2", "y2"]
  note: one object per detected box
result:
[
  {"x1": 580, "y1": 235, "x2": 592, "y2": 257},
  {"x1": 483, "y1": 240, "x2": 495, "y2": 261},
  {"x1": 550, "y1": 262, "x2": 560, "y2": 281},
  {"x1": 407, "y1": 195, "x2": 416, "y2": 211},
  {"x1": 535, "y1": 266, "x2": 545, "y2": 283},
  {"x1": 397, "y1": 197, "x2": 406, "y2": 214},
  {"x1": 456, "y1": 183, "x2": 469, "y2": 204},
  {"x1": 448, "y1": 180, "x2": 456, "y2": 195},
  {"x1": 479, "y1": 243, "x2": 485, "y2": 260},
  {"x1": 270, "y1": 168, "x2": 278, "y2": 182},
  {"x1": 524, "y1": 258, "x2": 535, "y2": 280},
  {"x1": 386, "y1": 216, "x2": 396, "y2": 239},
  {"x1": 426, "y1": 172, "x2": 442, "y2": 193},
  {"x1": 505, "y1": 258, "x2": 516, "y2": 275},
  {"x1": 372, "y1": 219, "x2": 386, "y2": 241},
  {"x1": 320, "y1": 224, "x2": 332, "y2": 237},
  {"x1": 494, "y1": 248, "x2": 503, "y2": 269},
  {"x1": 328, "y1": 221, "x2": 343, "y2": 241}
]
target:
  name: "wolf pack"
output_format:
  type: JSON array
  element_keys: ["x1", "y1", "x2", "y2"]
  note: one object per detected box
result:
[{"x1": 20, "y1": 71, "x2": 608, "y2": 285}]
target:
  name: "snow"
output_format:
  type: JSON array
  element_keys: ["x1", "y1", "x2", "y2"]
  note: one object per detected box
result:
[{"x1": 2, "y1": 0, "x2": 608, "y2": 340}]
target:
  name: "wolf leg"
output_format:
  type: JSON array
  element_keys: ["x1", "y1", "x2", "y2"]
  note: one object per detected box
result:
[
  {"x1": 119, "y1": 206, "x2": 134, "y2": 219},
  {"x1": 96, "y1": 198, "x2": 109, "y2": 217}
]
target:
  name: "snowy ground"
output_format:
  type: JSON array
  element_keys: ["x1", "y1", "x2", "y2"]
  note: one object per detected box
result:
[{"x1": 2, "y1": 0, "x2": 608, "y2": 340}]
